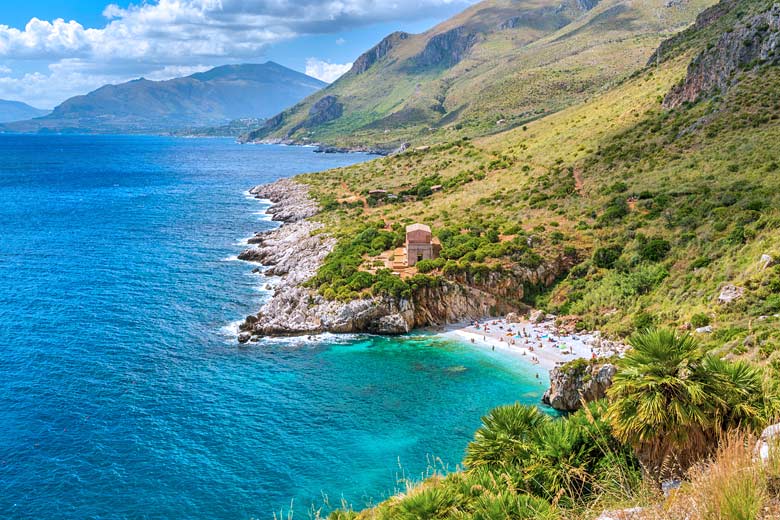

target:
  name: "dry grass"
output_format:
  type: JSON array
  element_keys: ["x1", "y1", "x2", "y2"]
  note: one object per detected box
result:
[{"x1": 633, "y1": 433, "x2": 780, "y2": 520}]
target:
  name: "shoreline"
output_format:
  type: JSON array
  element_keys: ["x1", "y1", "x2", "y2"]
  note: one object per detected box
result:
[{"x1": 438, "y1": 317, "x2": 626, "y2": 372}]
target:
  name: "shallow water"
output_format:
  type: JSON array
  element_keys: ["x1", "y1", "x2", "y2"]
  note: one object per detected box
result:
[{"x1": 0, "y1": 135, "x2": 548, "y2": 519}]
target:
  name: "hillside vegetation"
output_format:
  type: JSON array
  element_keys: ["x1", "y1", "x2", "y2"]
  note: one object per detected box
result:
[
  {"x1": 295, "y1": 0, "x2": 780, "y2": 366},
  {"x1": 245, "y1": 0, "x2": 716, "y2": 150}
]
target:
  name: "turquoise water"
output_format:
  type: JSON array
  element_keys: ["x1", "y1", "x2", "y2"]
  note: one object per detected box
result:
[{"x1": 0, "y1": 134, "x2": 548, "y2": 519}]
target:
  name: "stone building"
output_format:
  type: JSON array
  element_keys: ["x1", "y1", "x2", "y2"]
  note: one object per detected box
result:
[{"x1": 405, "y1": 223, "x2": 441, "y2": 267}]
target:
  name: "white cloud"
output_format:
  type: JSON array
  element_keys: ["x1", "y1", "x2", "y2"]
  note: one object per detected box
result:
[
  {"x1": 0, "y1": 65, "x2": 10, "y2": 74},
  {"x1": 0, "y1": 0, "x2": 476, "y2": 105},
  {"x1": 336, "y1": 37, "x2": 346, "y2": 45},
  {"x1": 0, "y1": 0, "x2": 474, "y2": 63},
  {"x1": 305, "y1": 58, "x2": 352, "y2": 83}
]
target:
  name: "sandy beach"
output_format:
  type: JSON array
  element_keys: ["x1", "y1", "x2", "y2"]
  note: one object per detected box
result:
[{"x1": 441, "y1": 316, "x2": 626, "y2": 372}]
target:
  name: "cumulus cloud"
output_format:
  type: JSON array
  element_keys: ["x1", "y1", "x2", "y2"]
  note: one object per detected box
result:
[
  {"x1": 0, "y1": 0, "x2": 475, "y2": 105},
  {"x1": 305, "y1": 58, "x2": 352, "y2": 83},
  {"x1": 0, "y1": 0, "x2": 473, "y2": 63}
]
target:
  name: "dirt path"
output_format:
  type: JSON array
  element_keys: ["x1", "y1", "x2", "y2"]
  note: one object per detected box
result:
[{"x1": 573, "y1": 168, "x2": 584, "y2": 195}]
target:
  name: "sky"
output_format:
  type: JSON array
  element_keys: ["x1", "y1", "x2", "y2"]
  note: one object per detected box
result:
[{"x1": 0, "y1": 0, "x2": 476, "y2": 109}]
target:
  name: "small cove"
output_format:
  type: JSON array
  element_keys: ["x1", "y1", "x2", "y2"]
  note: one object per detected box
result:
[{"x1": 0, "y1": 134, "x2": 550, "y2": 519}]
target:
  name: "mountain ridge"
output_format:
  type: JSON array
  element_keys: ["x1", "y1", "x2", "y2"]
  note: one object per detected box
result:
[
  {"x1": 243, "y1": 0, "x2": 716, "y2": 150},
  {"x1": 1, "y1": 62, "x2": 325, "y2": 135},
  {"x1": 0, "y1": 99, "x2": 49, "y2": 124}
]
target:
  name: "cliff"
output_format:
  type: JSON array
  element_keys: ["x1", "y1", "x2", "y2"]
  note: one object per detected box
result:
[
  {"x1": 542, "y1": 359, "x2": 617, "y2": 412},
  {"x1": 664, "y1": 2, "x2": 780, "y2": 107},
  {"x1": 236, "y1": 179, "x2": 572, "y2": 341}
]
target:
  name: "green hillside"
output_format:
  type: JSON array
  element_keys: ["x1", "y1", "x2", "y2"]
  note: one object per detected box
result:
[
  {"x1": 244, "y1": 0, "x2": 715, "y2": 150},
  {"x1": 297, "y1": 0, "x2": 780, "y2": 363},
  {"x1": 290, "y1": 0, "x2": 780, "y2": 518}
]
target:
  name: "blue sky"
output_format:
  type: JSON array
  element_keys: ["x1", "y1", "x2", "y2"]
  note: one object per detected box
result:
[{"x1": 0, "y1": 0, "x2": 474, "y2": 108}]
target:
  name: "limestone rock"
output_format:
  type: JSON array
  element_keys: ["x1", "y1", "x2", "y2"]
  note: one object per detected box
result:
[
  {"x1": 542, "y1": 362, "x2": 616, "y2": 412},
  {"x1": 718, "y1": 284, "x2": 744, "y2": 304},
  {"x1": 596, "y1": 507, "x2": 644, "y2": 520},
  {"x1": 664, "y1": 3, "x2": 780, "y2": 108},
  {"x1": 696, "y1": 325, "x2": 713, "y2": 334},
  {"x1": 529, "y1": 309, "x2": 545, "y2": 324},
  {"x1": 756, "y1": 422, "x2": 780, "y2": 461},
  {"x1": 761, "y1": 254, "x2": 776, "y2": 270}
]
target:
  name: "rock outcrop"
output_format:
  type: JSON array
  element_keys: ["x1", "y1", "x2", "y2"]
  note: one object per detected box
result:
[
  {"x1": 237, "y1": 179, "x2": 574, "y2": 340},
  {"x1": 409, "y1": 26, "x2": 479, "y2": 70},
  {"x1": 350, "y1": 32, "x2": 410, "y2": 75},
  {"x1": 542, "y1": 360, "x2": 617, "y2": 412},
  {"x1": 664, "y1": 3, "x2": 780, "y2": 108},
  {"x1": 718, "y1": 283, "x2": 744, "y2": 304}
]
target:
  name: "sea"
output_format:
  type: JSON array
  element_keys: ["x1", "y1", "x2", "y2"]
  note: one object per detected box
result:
[{"x1": 0, "y1": 134, "x2": 548, "y2": 519}]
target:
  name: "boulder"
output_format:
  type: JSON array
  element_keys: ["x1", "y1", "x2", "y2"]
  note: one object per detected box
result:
[
  {"x1": 718, "y1": 284, "x2": 744, "y2": 304},
  {"x1": 543, "y1": 362, "x2": 616, "y2": 412},
  {"x1": 761, "y1": 254, "x2": 775, "y2": 270},
  {"x1": 505, "y1": 312, "x2": 521, "y2": 323},
  {"x1": 529, "y1": 309, "x2": 545, "y2": 324},
  {"x1": 237, "y1": 332, "x2": 252, "y2": 344},
  {"x1": 596, "y1": 507, "x2": 644, "y2": 520},
  {"x1": 695, "y1": 325, "x2": 713, "y2": 334},
  {"x1": 756, "y1": 422, "x2": 780, "y2": 461}
]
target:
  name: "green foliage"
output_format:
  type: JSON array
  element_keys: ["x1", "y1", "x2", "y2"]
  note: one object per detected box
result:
[
  {"x1": 394, "y1": 487, "x2": 457, "y2": 520},
  {"x1": 691, "y1": 313, "x2": 711, "y2": 328},
  {"x1": 638, "y1": 237, "x2": 671, "y2": 262},
  {"x1": 606, "y1": 329, "x2": 779, "y2": 477},
  {"x1": 592, "y1": 245, "x2": 623, "y2": 269},
  {"x1": 310, "y1": 225, "x2": 411, "y2": 300}
]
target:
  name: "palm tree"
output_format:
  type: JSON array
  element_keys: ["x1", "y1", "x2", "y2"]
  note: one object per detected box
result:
[
  {"x1": 465, "y1": 404, "x2": 550, "y2": 470},
  {"x1": 606, "y1": 329, "x2": 778, "y2": 478},
  {"x1": 606, "y1": 329, "x2": 714, "y2": 477}
]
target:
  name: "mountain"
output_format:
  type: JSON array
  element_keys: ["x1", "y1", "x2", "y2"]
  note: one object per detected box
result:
[
  {"x1": 243, "y1": 0, "x2": 716, "y2": 150},
  {"x1": 1, "y1": 62, "x2": 325, "y2": 134},
  {"x1": 275, "y1": 0, "x2": 780, "y2": 356},
  {"x1": 0, "y1": 99, "x2": 49, "y2": 123},
  {"x1": 245, "y1": 0, "x2": 780, "y2": 516}
]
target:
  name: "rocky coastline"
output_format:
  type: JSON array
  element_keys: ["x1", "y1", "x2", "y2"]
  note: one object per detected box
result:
[
  {"x1": 235, "y1": 178, "x2": 576, "y2": 342},
  {"x1": 243, "y1": 137, "x2": 395, "y2": 156}
]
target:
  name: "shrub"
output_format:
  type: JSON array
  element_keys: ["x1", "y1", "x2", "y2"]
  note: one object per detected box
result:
[
  {"x1": 639, "y1": 237, "x2": 671, "y2": 262},
  {"x1": 691, "y1": 313, "x2": 711, "y2": 328},
  {"x1": 632, "y1": 311, "x2": 655, "y2": 331},
  {"x1": 593, "y1": 245, "x2": 623, "y2": 269}
]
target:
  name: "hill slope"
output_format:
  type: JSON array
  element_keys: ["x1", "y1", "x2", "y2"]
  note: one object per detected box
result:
[
  {"x1": 285, "y1": 0, "x2": 780, "y2": 362},
  {"x1": 2, "y1": 62, "x2": 325, "y2": 134},
  {"x1": 0, "y1": 100, "x2": 48, "y2": 123},
  {"x1": 244, "y1": 0, "x2": 716, "y2": 150}
]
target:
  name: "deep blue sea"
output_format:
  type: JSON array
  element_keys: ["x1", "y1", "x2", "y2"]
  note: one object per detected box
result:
[{"x1": 0, "y1": 134, "x2": 547, "y2": 519}]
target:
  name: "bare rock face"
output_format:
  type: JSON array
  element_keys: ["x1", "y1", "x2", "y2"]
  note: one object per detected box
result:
[
  {"x1": 542, "y1": 361, "x2": 617, "y2": 412},
  {"x1": 238, "y1": 179, "x2": 575, "y2": 340},
  {"x1": 664, "y1": 3, "x2": 780, "y2": 108},
  {"x1": 350, "y1": 32, "x2": 410, "y2": 75},
  {"x1": 718, "y1": 284, "x2": 745, "y2": 304},
  {"x1": 410, "y1": 26, "x2": 479, "y2": 70},
  {"x1": 756, "y1": 422, "x2": 780, "y2": 461},
  {"x1": 248, "y1": 178, "x2": 319, "y2": 222}
]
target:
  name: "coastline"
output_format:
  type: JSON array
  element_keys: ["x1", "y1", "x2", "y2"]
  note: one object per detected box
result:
[{"x1": 439, "y1": 317, "x2": 626, "y2": 372}]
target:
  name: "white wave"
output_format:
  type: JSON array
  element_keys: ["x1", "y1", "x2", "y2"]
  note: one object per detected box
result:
[{"x1": 221, "y1": 255, "x2": 240, "y2": 262}]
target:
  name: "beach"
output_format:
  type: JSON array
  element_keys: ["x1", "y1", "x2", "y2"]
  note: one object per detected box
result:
[{"x1": 442, "y1": 316, "x2": 626, "y2": 372}]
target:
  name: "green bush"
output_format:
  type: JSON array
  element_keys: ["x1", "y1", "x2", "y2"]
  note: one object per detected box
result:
[
  {"x1": 593, "y1": 245, "x2": 623, "y2": 269},
  {"x1": 691, "y1": 313, "x2": 711, "y2": 327},
  {"x1": 639, "y1": 237, "x2": 671, "y2": 262}
]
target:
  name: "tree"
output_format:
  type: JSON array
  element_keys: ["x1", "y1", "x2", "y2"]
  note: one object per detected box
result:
[{"x1": 606, "y1": 329, "x2": 778, "y2": 478}]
